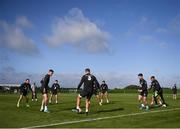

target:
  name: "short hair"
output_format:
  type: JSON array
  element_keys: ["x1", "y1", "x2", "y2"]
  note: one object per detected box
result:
[
  {"x1": 85, "y1": 68, "x2": 90, "y2": 72},
  {"x1": 102, "y1": 80, "x2": 105, "y2": 83},
  {"x1": 55, "y1": 80, "x2": 58, "y2": 82},
  {"x1": 138, "y1": 73, "x2": 143, "y2": 76},
  {"x1": 151, "y1": 76, "x2": 155, "y2": 79},
  {"x1": 26, "y1": 79, "x2": 30, "y2": 81},
  {"x1": 49, "y1": 69, "x2": 54, "y2": 73}
]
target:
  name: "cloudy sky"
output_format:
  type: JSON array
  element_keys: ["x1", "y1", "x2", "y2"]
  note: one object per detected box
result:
[{"x1": 0, "y1": 0, "x2": 179, "y2": 88}]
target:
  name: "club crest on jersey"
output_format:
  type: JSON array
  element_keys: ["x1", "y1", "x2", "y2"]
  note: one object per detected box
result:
[{"x1": 88, "y1": 75, "x2": 92, "y2": 81}]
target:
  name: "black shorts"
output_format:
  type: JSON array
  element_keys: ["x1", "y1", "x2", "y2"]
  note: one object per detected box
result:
[
  {"x1": 41, "y1": 88, "x2": 48, "y2": 94},
  {"x1": 139, "y1": 91, "x2": 148, "y2": 97},
  {"x1": 80, "y1": 90, "x2": 93, "y2": 100},
  {"x1": 173, "y1": 91, "x2": 177, "y2": 94},
  {"x1": 20, "y1": 91, "x2": 28, "y2": 96},
  {"x1": 101, "y1": 90, "x2": 107, "y2": 94},
  {"x1": 52, "y1": 90, "x2": 58, "y2": 95}
]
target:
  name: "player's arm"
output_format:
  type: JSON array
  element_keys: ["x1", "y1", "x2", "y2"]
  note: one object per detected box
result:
[{"x1": 77, "y1": 76, "x2": 84, "y2": 90}]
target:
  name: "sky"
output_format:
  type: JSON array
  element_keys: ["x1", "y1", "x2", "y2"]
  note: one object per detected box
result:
[{"x1": 0, "y1": 0, "x2": 180, "y2": 88}]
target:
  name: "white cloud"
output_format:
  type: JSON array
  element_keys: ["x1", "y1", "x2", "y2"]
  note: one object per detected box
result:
[
  {"x1": 44, "y1": 8, "x2": 110, "y2": 53},
  {"x1": 0, "y1": 16, "x2": 39, "y2": 55}
]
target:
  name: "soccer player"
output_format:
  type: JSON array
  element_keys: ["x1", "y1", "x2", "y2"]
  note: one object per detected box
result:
[
  {"x1": 172, "y1": 84, "x2": 177, "y2": 100},
  {"x1": 40, "y1": 69, "x2": 54, "y2": 113},
  {"x1": 17, "y1": 79, "x2": 32, "y2": 108},
  {"x1": 49, "y1": 80, "x2": 60, "y2": 104},
  {"x1": 150, "y1": 76, "x2": 167, "y2": 107},
  {"x1": 31, "y1": 82, "x2": 38, "y2": 102},
  {"x1": 138, "y1": 73, "x2": 149, "y2": 110},
  {"x1": 75, "y1": 68, "x2": 99, "y2": 115},
  {"x1": 93, "y1": 81, "x2": 101, "y2": 106},
  {"x1": 100, "y1": 80, "x2": 109, "y2": 105}
]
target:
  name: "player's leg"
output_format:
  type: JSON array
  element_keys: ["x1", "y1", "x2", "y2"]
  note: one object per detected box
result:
[
  {"x1": 32, "y1": 92, "x2": 34, "y2": 101},
  {"x1": 143, "y1": 96, "x2": 149, "y2": 110},
  {"x1": 138, "y1": 94, "x2": 144, "y2": 109},
  {"x1": 100, "y1": 92, "x2": 104, "y2": 104},
  {"x1": 44, "y1": 93, "x2": 49, "y2": 112},
  {"x1": 55, "y1": 94, "x2": 58, "y2": 104},
  {"x1": 17, "y1": 94, "x2": 23, "y2": 107},
  {"x1": 49, "y1": 93, "x2": 53, "y2": 103},
  {"x1": 35, "y1": 92, "x2": 38, "y2": 101},
  {"x1": 85, "y1": 98, "x2": 90, "y2": 115},
  {"x1": 105, "y1": 91, "x2": 109, "y2": 103},
  {"x1": 40, "y1": 95, "x2": 44, "y2": 111},
  {"x1": 25, "y1": 95, "x2": 30, "y2": 107},
  {"x1": 76, "y1": 94, "x2": 82, "y2": 112}
]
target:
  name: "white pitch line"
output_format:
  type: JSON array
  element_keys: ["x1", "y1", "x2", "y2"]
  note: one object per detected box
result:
[{"x1": 23, "y1": 108, "x2": 180, "y2": 129}]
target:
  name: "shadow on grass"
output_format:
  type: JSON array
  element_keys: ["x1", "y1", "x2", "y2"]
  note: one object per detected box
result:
[{"x1": 95, "y1": 107, "x2": 124, "y2": 113}]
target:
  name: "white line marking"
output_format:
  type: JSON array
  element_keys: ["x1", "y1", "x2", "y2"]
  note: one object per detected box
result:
[{"x1": 23, "y1": 108, "x2": 180, "y2": 128}]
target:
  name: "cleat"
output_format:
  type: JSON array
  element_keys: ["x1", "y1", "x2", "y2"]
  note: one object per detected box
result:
[
  {"x1": 99, "y1": 102, "x2": 102, "y2": 106},
  {"x1": 17, "y1": 103, "x2": 20, "y2": 108},
  {"x1": 44, "y1": 110, "x2": 50, "y2": 113},
  {"x1": 85, "y1": 112, "x2": 88, "y2": 116},
  {"x1": 40, "y1": 108, "x2": 44, "y2": 112},
  {"x1": 26, "y1": 104, "x2": 30, "y2": 107}
]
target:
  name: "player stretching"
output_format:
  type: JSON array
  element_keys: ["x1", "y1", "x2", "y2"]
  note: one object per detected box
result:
[
  {"x1": 40, "y1": 69, "x2": 54, "y2": 113},
  {"x1": 75, "y1": 68, "x2": 99, "y2": 115},
  {"x1": 138, "y1": 73, "x2": 149, "y2": 111},
  {"x1": 17, "y1": 79, "x2": 32, "y2": 108},
  {"x1": 100, "y1": 80, "x2": 109, "y2": 105},
  {"x1": 49, "y1": 80, "x2": 60, "y2": 104},
  {"x1": 150, "y1": 76, "x2": 167, "y2": 107},
  {"x1": 172, "y1": 84, "x2": 177, "y2": 100}
]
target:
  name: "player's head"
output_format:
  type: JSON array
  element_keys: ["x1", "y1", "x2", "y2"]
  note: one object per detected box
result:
[
  {"x1": 55, "y1": 80, "x2": 58, "y2": 83},
  {"x1": 85, "y1": 68, "x2": 90, "y2": 75},
  {"x1": 138, "y1": 73, "x2": 143, "y2": 79},
  {"x1": 48, "y1": 69, "x2": 54, "y2": 76},
  {"x1": 25, "y1": 79, "x2": 30, "y2": 83},
  {"x1": 102, "y1": 80, "x2": 105, "y2": 84},
  {"x1": 150, "y1": 76, "x2": 155, "y2": 81}
]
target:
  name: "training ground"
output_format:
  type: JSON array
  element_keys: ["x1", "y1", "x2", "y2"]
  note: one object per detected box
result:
[{"x1": 0, "y1": 92, "x2": 180, "y2": 128}]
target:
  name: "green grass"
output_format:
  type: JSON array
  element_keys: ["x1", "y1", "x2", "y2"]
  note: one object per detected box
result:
[{"x1": 0, "y1": 93, "x2": 180, "y2": 128}]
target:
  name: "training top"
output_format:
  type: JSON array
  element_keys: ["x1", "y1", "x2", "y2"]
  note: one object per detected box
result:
[
  {"x1": 150, "y1": 79, "x2": 162, "y2": 92},
  {"x1": 19, "y1": 82, "x2": 32, "y2": 93},
  {"x1": 41, "y1": 74, "x2": 50, "y2": 90},
  {"x1": 139, "y1": 79, "x2": 148, "y2": 92},
  {"x1": 101, "y1": 83, "x2": 108, "y2": 91},
  {"x1": 172, "y1": 85, "x2": 177, "y2": 92},
  {"x1": 77, "y1": 74, "x2": 99, "y2": 92},
  {"x1": 51, "y1": 83, "x2": 60, "y2": 91}
]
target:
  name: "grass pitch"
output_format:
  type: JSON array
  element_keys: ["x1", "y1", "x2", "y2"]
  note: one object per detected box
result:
[{"x1": 0, "y1": 93, "x2": 180, "y2": 128}]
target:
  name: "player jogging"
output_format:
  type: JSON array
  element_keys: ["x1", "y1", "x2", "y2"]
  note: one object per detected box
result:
[
  {"x1": 17, "y1": 79, "x2": 32, "y2": 108},
  {"x1": 138, "y1": 73, "x2": 149, "y2": 111},
  {"x1": 172, "y1": 84, "x2": 177, "y2": 100},
  {"x1": 150, "y1": 76, "x2": 167, "y2": 107},
  {"x1": 40, "y1": 69, "x2": 54, "y2": 113},
  {"x1": 49, "y1": 80, "x2": 60, "y2": 104},
  {"x1": 74, "y1": 68, "x2": 99, "y2": 115},
  {"x1": 100, "y1": 80, "x2": 109, "y2": 105}
]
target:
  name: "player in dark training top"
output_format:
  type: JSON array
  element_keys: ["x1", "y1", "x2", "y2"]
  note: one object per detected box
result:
[
  {"x1": 40, "y1": 69, "x2": 54, "y2": 113},
  {"x1": 49, "y1": 80, "x2": 60, "y2": 104},
  {"x1": 138, "y1": 73, "x2": 149, "y2": 110},
  {"x1": 149, "y1": 76, "x2": 167, "y2": 107},
  {"x1": 100, "y1": 80, "x2": 109, "y2": 105},
  {"x1": 17, "y1": 79, "x2": 32, "y2": 108},
  {"x1": 75, "y1": 68, "x2": 99, "y2": 115},
  {"x1": 172, "y1": 84, "x2": 177, "y2": 100}
]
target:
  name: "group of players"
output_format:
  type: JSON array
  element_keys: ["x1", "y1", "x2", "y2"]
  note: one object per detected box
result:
[
  {"x1": 16, "y1": 68, "x2": 177, "y2": 115},
  {"x1": 16, "y1": 69, "x2": 109, "y2": 114}
]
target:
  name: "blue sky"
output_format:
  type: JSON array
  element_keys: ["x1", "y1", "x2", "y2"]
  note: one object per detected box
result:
[{"x1": 0, "y1": 0, "x2": 179, "y2": 88}]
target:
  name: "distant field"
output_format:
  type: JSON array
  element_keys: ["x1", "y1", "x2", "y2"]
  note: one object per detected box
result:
[{"x1": 0, "y1": 93, "x2": 180, "y2": 128}]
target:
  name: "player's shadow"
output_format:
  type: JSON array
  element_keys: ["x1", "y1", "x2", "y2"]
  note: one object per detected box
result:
[{"x1": 95, "y1": 107, "x2": 124, "y2": 113}]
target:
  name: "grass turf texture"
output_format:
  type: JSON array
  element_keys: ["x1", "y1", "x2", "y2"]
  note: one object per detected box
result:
[{"x1": 0, "y1": 93, "x2": 180, "y2": 128}]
